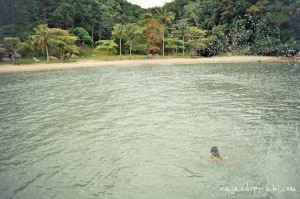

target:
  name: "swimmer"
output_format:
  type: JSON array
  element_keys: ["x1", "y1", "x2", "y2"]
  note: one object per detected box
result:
[{"x1": 211, "y1": 146, "x2": 225, "y2": 162}]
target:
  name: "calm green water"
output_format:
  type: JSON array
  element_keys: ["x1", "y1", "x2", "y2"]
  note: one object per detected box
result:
[{"x1": 0, "y1": 62, "x2": 299, "y2": 199}]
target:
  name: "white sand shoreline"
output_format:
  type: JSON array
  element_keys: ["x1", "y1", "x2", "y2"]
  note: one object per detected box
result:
[{"x1": 0, "y1": 56, "x2": 290, "y2": 73}]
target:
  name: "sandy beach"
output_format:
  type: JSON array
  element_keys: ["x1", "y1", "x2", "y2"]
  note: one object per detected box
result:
[{"x1": 0, "y1": 56, "x2": 290, "y2": 73}]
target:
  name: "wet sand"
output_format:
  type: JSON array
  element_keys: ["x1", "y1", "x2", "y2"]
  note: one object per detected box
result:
[{"x1": 0, "y1": 56, "x2": 287, "y2": 73}]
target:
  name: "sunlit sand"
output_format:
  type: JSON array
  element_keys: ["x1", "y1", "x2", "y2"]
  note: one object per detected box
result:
[{"x1": 0, "y1": 56, "x2": 287, "y2": 73}]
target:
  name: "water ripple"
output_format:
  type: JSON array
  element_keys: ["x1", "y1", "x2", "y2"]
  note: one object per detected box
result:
[{"x1": 0, "y1": 63, "x2": 299, "y2": 199}]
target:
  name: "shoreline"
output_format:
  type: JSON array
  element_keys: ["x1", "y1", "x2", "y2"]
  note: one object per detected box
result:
[{"x1": 0, "y1": 56, "x2": 293, "y2": 73}]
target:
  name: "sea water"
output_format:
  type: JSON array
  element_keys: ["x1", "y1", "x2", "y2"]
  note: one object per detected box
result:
[{"x1": 0, "y1": 62, "x2": 299, "y2": 199}]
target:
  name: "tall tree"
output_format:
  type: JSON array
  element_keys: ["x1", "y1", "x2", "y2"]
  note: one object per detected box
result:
[
  {"x1": 8, "y1": 0, "x2": 40, "y2": 40},
  {"x1": 186, "y1": 27, "x2": 207, "y2": 57},
  {"x1": 156, "y1": 7, "x2": 174, "y2": 57},
  {"x1": 49, "y1": 28, "x2": 79, "y2": 60},
  {"x1": 52, "y1": 3, "x2": 75, "y2": 29},
  {"x1": 183, "y1": 2, "x2": 203, "y2": 28},
  {"x1": 165, "y1": 37, "x2": 183, "y2": 54},
  {"x1": 124, "y1": 23, "x2": 143, "y2": 59},
  {"x1": 144, "y1": 19, "x2": 163, "y2": 57},
  {"x1": 172, "y1": 19, "x2": 189, "y2": 56},
  {"x1": 31, "y1": 24, "x2": 51, "y2": 63},
  {"x1": 72, "y1": 27, "x2": 93, "y2": 46},
  {"x1": 112, "y1": 23, "x2": 125, "y2": 59}
]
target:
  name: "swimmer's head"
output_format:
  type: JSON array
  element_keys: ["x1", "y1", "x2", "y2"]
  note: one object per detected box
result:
[{"x1": 211, "y1": 146, "x2": 219, "y2": 157}]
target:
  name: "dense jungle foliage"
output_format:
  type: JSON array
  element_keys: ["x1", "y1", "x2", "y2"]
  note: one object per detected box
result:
[{"x1": 0, "y1": 0, "x2": 299, "y2": 60}]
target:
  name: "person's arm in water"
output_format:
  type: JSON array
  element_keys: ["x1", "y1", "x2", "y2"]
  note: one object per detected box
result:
[{"x1": 212, "y1": 155, "x2": 225, "y2": 162}]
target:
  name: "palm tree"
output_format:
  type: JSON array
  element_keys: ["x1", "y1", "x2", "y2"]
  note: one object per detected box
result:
[
  {"x1": 31, "y1": 24, "x2": 51, "y2": 63},
  {"x1": 124, "y1": 23, "x2": 136, "y2": 60},
  {"x1": 172, "y1": 19, "x2": 189, "y2": 56},
  {"x1": 112, "y1": 24, "x2": 125, "y2": 59},
  {"x1": 94, "y1": 40, "x2": 118, "y2": 60},
  {"x1": 156, "y1": 8, "x2": 174, "y2": 57}
]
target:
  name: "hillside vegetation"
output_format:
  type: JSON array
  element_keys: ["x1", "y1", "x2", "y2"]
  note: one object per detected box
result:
[{"x1": 0, "y1": 0, "x2": 299, "y2": 63}]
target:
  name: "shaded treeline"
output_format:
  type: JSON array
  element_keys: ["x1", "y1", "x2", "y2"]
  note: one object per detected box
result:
[{"x1": 0, "y1": 0, "x2": 143, "y2": 41}]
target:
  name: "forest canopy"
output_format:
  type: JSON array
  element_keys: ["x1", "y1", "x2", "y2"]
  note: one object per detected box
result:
[{"x1": 0, "y1": 0, "x2": 299, "y2": 59}]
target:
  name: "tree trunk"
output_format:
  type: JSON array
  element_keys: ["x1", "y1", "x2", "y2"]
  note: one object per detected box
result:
[
  {"x1": 119, "y1": 38, "x2": 122, "y2": 59},
  {"x1": 129, "y1": 40, "x2": 132, "y2": 60},
  {"x1": 182, "y1": 36, "x2": 185, "y2": 56},
  {"x1": 43, "y1": 0, "x2": 47, "y2": 22},
  {"x1": 12, "y1": 55, "x2": 16, "y2": 65},
  {"x1": 91, "y1": 24, "x2": 94, "y2": 44},
  {"x1": 12, "y1": 1, "x2": 15, "y2": 36},
  {"x1": 162, "y1": 25, "x2": 165, "y2": 57},
  {"x1": 46, "y1": 44, "x2": 49, "y2": 63}
]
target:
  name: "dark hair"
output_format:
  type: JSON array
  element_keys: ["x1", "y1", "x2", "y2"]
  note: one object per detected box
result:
[{"x1": 211, "y1": 146, "x2": 219, "y2": 156}]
